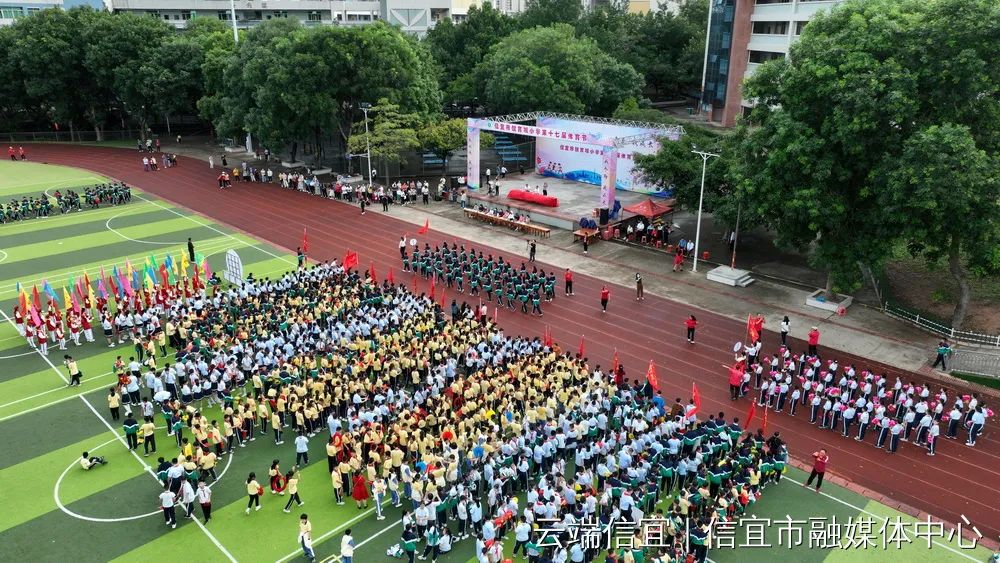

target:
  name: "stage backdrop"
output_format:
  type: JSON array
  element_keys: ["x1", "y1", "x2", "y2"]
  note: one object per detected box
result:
[{"x1": 534, "y1": 116, "x2": 676, "y2": 197}]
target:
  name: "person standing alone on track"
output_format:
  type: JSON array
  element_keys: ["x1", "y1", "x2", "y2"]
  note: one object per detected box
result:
[
  {"x1": 685, "y1": 315, "x2": 698, "y2": 344},
  {"x1": 780, "y1": 316, "x2": 790, "y2": 346},
  {"x1": 599, "y1": 286, "x2": 610, "y2": 313},
  {"x1": 635, "y1": 273, "x2": 644, "y2": 300},
  {"x1": 804, "y1": 449, "x2": 829, "y2": 493},
  {"x1": 188, "y1": 238, "x2": 196, "y2": 263},
  {"x1": 564, "y1": 269, "x2": 574, "y2": 296}
]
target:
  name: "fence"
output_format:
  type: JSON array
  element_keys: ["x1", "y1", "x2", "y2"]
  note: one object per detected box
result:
[
  {"x1": 948, "y1": 349, "x2": 1000, "y2": 378},
  {"x1": 882, "y1": 302, "x2": 1000, "y2": 347}
]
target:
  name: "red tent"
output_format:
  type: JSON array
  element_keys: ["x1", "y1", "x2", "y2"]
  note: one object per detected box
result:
[{"x1": 622, "y1": 198, "x2": 674, "y2": 218}]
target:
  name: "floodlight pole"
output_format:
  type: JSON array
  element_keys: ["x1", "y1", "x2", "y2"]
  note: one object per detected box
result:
[{"x1": 691, "y1": 148, "x2": 719, "y2": 273}]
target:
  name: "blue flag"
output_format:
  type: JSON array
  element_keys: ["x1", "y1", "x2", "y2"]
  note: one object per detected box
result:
[
  {"x1": 42, "y1": 280, "x2": 57, "y2": 301},
  {"x1": 132, "y1": 270, "x2": 141, "y2": 290}
]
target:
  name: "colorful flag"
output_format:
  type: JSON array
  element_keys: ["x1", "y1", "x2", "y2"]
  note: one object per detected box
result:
[
  {"x1": 646, "y1": 360, "x2": 660, "y2": 392},
  {"x1": 71, "y1": 292, "x2": 81, "y2": 314},
  {"x1": 125, "y1": 258, "x2": 134, "y2": 278},
  {"x1": 75, "y1": 276, "x2": 85, "y2": 300},
  {"x1": 543, "y1": 326, "x2": 553, "y2": 348},
  {"x1": 411, "y1": 275, "x2": 418, "y2": 294},
  {"x1": 180, "y1": 253, "x2": 190, "y2": 277},
  {"x1": 148, "y1": 254, "x2": 159, "y2": 272},
  {"x1": 100, "y1": 266, "x2": 107, "y2": 284},
  {"x1": 62, "y1": 287, "x2": 72, "y2": 309},
  {"x1": 747, "y1": 314, "x2": 764, "y2": 342},
  {"x1": 762, "y1": 406, "x2": 768, "y2": 432},
  {"x1": 202, "y1": 259, "x2": 212, "y2": 280},
  {"x1": 691, "y1": 382, "x2": 701, "y2": 416},
  {"x1": 32, "y1": 285, "x2": 41, "y2": 310},
  {"x1": 368, "y1": 261, "x2": 377, "y2": 283},
  {"x1": 42, "y1": 280, "x2": 56, "y2": 301},
  {"x1": 417, "y1": 219, "x2": 429, "y2": 235},
  {"x1": 18, "y1": 289, "x2": 28, "y2": 314},
  {"x1": 302, "y1": 228, "x2": 308, "y2": 253},
  {"x1": 30, "y1": 307, "x2": 42, "y2": 327},
  {"x1": 343, "y1": 251, "x2": 359, "y2": 270},
  {"x1": 430, "y1": 277, "x2": 436, "y2": 300},
  {"x1": 144, "y1": 271, "x2": 156, "y2": 290},
  {"x1": 97, "y1": 279, "x2": 108, "y2": 299},
  {"x1": 83, "y1": 271, "x2": 92, "y2": 290},
  {"x1": 159, "y1": 264, "x2": 170, "y2": 286}
]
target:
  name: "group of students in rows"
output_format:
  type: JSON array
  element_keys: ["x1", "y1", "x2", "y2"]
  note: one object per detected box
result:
[
  {"x1": 1, "y1": 182, "x2": 132, "y2": 223},
  {"x1": 732, "y1": 340, "x2": 991, "y2": 457},
  {"x1": 57, "y1": 245, "x2": 790, "y2": 563}
]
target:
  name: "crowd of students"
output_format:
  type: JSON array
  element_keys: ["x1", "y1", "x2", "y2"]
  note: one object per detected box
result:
[
  {"x1": 730, "y1": 336, "x2": 992, "y2": 458},
  {"x1": 29, "y1": 244, "x2": 794, "y2": 563},
  {"x1": 0, "y1": 182, "x2": 132, "y2": 223}
]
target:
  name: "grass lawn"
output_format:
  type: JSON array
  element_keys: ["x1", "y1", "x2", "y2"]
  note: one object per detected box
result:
[{"x1": 951, "y1": 372, "x2": 1000, "y2": 391}]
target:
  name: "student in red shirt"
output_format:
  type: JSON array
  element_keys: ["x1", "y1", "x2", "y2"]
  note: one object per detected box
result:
[
  {"x1": 804, "y1": 449, "x2": 829, "y2": 492},
  {"x1": 808, "y1": 327, "x2": 821, "y2": 356},
  {"x1": 672, "y1": 249, "x2": 684, "y2": 272},
  {"x1": 685, "y1": 315, "x2": 698, "y2": 344},
  {"x1": 564, "y1": 269, "x2": 574, "y2": 296},
  {"x1": 599, "y1": 286, "x2": 610, "y2": 313}
]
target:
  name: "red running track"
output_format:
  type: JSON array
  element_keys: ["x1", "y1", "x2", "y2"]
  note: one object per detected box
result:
[{"x1": 23, "y1": 145, "x2": 1000, "y2": 541}]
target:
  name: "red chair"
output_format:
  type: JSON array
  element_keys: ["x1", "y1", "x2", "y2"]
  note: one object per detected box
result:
[
  {"x1": 655, "y1": 240, "x2": 663, "y2": 249},
  {"x1": 614, "y1": 228, "x2": 621, "y2": 238}
]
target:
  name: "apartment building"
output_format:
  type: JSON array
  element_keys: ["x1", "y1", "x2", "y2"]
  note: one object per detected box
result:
[
  {"x1": 701, "y1": 0, "x2": 845, "y2": 126},
  {"x1": 0, "y1": 0, "x2": 62, "y2": 26}
]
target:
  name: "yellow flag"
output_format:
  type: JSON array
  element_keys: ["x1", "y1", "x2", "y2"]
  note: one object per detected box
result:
[
  {"x1": 180, "y1": 253, "x2": 190, "y2": 277},
  {"x1": 88, "y1": 283, "x2": 96, "y2": 306},
  {"x1": 144, "y1": 272, "x2": 155, "y2": 289},
  {"x1": 171, "y1": 254, "x2": 179, "y2": 275},
  {"x1": 63, "y1": 287, "x2": 72, "y2": 308}
]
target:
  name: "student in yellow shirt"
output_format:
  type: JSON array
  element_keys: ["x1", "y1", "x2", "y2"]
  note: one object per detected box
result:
[
  {"x1": 283, "y1": 468, "x2": 304, "y2": 513},
  {"x1": 246, "y1": 472, "x2": 262, "y2": 514},
  {"x1": 140, "y1": 417, "x2": 157, "y2": 457}
]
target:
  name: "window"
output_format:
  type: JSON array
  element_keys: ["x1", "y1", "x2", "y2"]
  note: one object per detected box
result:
[
  {"x1": 181, "y1": 10, "x2": 191, "y2": 19},
  {"x1": 0, "y1": 6, "x2": 24, "y2": 18},
  {"x1": 218, "y1": 11, "x2": 231, "y2": 20},
  {"x1": 748, "y1": 50, "x2": 785, "y2": 63},
  {"x1": 275, "y1": 10, "x2": 288, "y2": 18},
  {"x1": 752, "y1": 21, "x2": 788, "y2": 35},
  {"x1": 308, "y1": 11, "x2": 321, "y2": 21},
  {"x1": 754, "y1": 0, "x2": 790, "y2": 4},
  {"x1": 795, "y1": 21, "x2": 807, "y2": 35},
  {"x1": 253, "y1": 10, "x2": 262, "y2": 20}
]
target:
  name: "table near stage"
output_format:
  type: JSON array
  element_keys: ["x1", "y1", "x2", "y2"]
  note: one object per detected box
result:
[{"x1": 507, "y1": 189, "x2": 558, "y2": 207}]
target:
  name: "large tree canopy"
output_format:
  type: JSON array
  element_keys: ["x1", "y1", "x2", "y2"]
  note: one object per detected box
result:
[
  {"x1": 726, "y1": 0, "x2": 999, "y2": 322},
  {"x1": 472, "y1": 24, "x2": 641, "y2": 116}
]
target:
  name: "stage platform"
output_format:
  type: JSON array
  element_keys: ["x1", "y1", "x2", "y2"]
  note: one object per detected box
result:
[{"x1": 467, "y1": 174, "x2": 654, "y2": 231}]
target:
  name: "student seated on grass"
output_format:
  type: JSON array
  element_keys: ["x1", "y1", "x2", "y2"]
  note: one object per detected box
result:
[{"x1": 80, "y1": 452, "x2": 108, "y2": 470}]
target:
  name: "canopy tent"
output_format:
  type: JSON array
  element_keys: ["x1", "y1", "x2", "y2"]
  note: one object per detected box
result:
[{"x1": 622, "y1": 198, "x2": 674, "y2": 218}]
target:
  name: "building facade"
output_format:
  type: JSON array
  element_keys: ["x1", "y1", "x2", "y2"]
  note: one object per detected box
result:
[
  {"x1": 0, "y1": 0, "x2": 62, "y2": 26},
  {"x1": 701, "y1": 0, "x2": 844, "y2": 126},
  {"x1": 103, "y1": 0, "x2": 457, "y2": 36}
]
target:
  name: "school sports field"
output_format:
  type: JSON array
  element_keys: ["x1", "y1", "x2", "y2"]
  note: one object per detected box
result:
[{"x1": 0, "y1": 157, "x2": 994, "y2": 563}]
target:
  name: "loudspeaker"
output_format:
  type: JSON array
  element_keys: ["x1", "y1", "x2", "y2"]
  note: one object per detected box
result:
[{"x1": 598, "y1": 208, "x2": 609, "y2": 226}]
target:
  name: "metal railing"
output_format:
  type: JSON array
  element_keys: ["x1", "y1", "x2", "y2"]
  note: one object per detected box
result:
[{"x1": 882, "y1": 302, "x2": 1000, "y2": 347}]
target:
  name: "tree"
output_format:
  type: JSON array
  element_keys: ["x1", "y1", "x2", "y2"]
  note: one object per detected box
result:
[
  {"x1": 473, "y1": 24, "x2": 641, "y2": 116},
  {"x1": 519, "y1": 0, "x2": 583, "y2": 29},
  {"x1": 883, "y1": 126, "x2": 999, "y2": 328},
  {"x1": 117, "y1": 37, "x2": 207, "y2": 136},
  {"x1": 0, "y1": 27, "x2": 28, "y2": 135},
  {"x1": 347, "y1": 99, "x2": 420, "y2": 183},
  {"x1": 424, "y1": 4, "x2": 515, "y2": 95},
  {"x1": 725, "y1": 0, "x2": 1000, "y2": 300},
  {"x1": 417, "y1": 118, "x2": 493, "y2": 169}
]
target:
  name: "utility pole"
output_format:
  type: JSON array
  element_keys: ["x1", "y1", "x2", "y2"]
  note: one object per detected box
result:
[{"x1": 228, "y1": 0, "x2": 254, "y2": 155}]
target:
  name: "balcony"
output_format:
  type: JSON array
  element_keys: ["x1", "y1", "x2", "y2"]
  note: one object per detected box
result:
[{"x1": 747, "y1": 33, "x2": 789, "y2": 52}]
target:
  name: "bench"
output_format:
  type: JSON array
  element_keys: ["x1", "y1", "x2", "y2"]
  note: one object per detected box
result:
[
  {"x1": 464, "y1": 209, "x2": 551, "y2": 238},
  {"x1": 574, "y1": 228, "x2": 600, "y2": 243}
]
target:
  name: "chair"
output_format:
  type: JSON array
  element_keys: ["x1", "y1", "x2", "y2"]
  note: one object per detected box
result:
[
  {"x1": 641, "y1": 236, "x2": 648, "y2": 245},
  {"x1": 613, "y1": 228, "x2": 621, "y2": 238},
  {"x1": 655, "y1": 240, "x2": 663, "y2": 249}
]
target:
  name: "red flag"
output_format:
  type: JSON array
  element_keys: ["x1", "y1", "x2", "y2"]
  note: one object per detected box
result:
[
  {"x1": 388, "y1": 268, "x2": 395, "y2": 285},
  {"x1": 343, "y1": 251, "x2": 359, "y2": 270},
  {"x1": 612, "y1": 348, "x2": 620, "y2": 373},
  {"x1": 430, "y1": 277, "x2": 436, "y2": 300},
  {"x1": 32, "y1": 286, "x2": 41, "y2": 311},
  {"x1": 440, "y1": 287, "x2": 447, "y2": 309},
  {"x1": 543, "y1": 326, "x2": 553, "y2": 347},
  {"x1": 747, "y1": 314, "x2": 764, "y2": 342},
  {"x1": 691, "y1": 382, "x2": 701, "y2": 416},
  {"x1": 368, "y1": 261, "x2": 377, "y2": 282},
  {"x1": 417, "y1": 219, "x2": 429, "y2": 235},
  {"x1": 83, "y1": 271, "x2": 92, "y2": 289},
  {"x1": 302, "y1": 228, "x2": 308, "y2": 253},
  {"x1": 646, "y1": 360, "x2": 660, "y2": 392},
  {"x1": 762, "y1": 406, "x2": 768, "y2": 432},
  {"x1": 578, "y1": 335, "x2": 585, "y2": 357},
  {"x1": 159, "y1": 264, "x2": 169, "y2": 286},
  {"x1": 75, "y1": 277, "x2": 85, "y2": 299},
  {"x1": 493, "y1": 307, "x2": 498, "y2": 323},
  {"x1": 746, "y1": 402, "x2": 757, "y2": 430}
]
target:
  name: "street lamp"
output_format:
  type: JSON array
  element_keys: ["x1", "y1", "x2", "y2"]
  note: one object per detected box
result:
[
  {"x1": 359, "y1": 102, "x2": 373, "y2": 189},
  {"x1": 691, "y1": 147, "x2": 719, "y2": 273}
]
